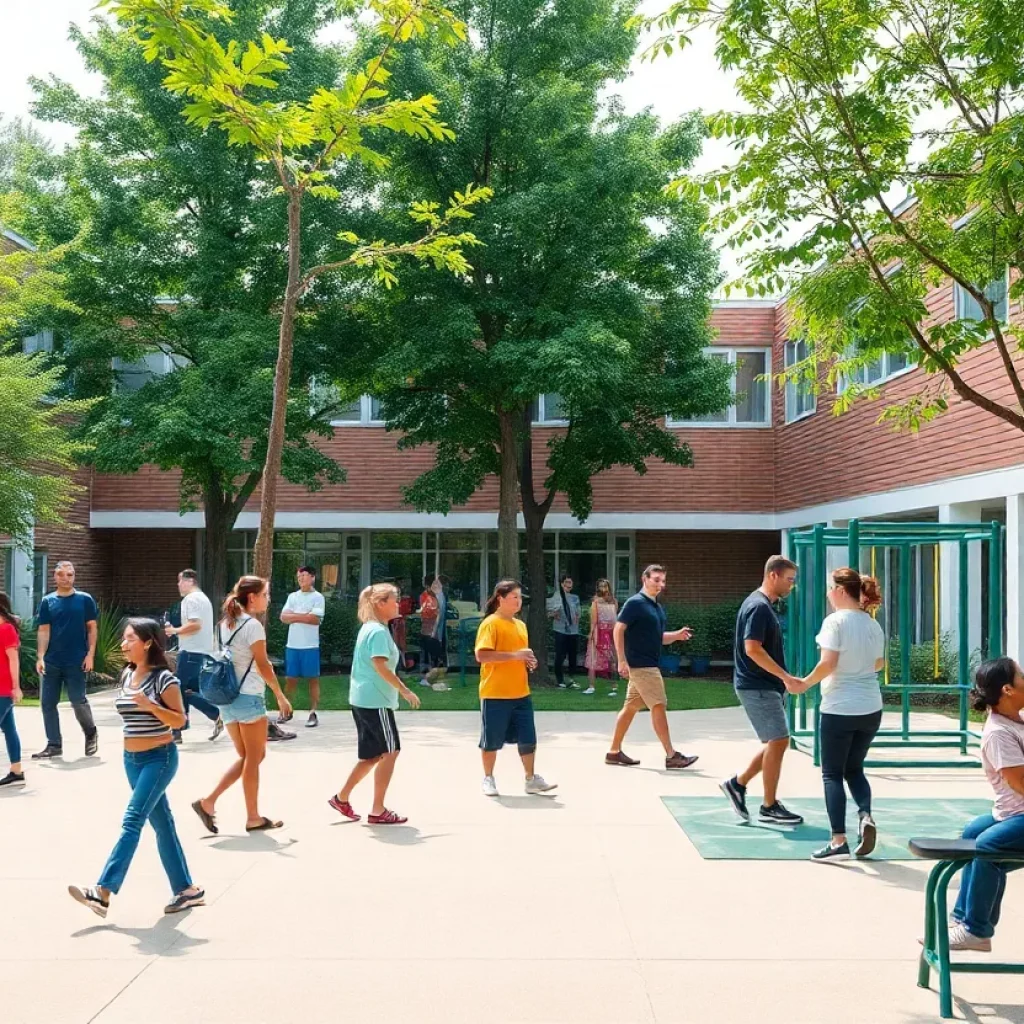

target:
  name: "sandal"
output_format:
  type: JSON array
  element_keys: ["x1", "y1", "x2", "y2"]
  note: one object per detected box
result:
[
  {"x1": 245, "y1": 816, "x2": 284, "y2": 832},
  {"x1": 367, "y1": 808, "x2": 408, "y2": 825},
  {"x1": 192, "y1": 799, "x2": 218, "y2": 835},
  {"x1": 328, "y1": 796, "x2": 361, "y2": 821}
]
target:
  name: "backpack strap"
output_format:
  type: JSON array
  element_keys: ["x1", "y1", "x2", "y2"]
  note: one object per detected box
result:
[{"x1": 220, "y1": 617, "x2": 256, "y2": 689}]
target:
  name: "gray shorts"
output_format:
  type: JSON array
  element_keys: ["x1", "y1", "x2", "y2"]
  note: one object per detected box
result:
[{"x1": 736, "y1": 688, "x2": 789, "y2": 743}]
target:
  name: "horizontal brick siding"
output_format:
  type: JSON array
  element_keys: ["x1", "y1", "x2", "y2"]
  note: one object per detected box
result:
[
  {"x1": 34, "y1": 467, "x2": 110, "y2": 606},
  {"x1": 709, "y1": 305, "x2": 777, "y2": 345},
  {"x1": 635, "y1": 530, "x2": 781, "y2": 604},
  {"x1": 773, "y1": 283, "x2": 1024, "y2": 511},
  {"x1": 104, "y1": 529, "x2": 196, "y2": 613}
]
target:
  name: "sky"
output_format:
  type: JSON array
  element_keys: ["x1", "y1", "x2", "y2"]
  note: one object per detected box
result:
[{"x1": 0, "y1": 0, "x2": 744, "y2": 275}]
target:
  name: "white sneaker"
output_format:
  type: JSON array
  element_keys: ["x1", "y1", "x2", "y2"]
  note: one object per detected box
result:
[
  {"x1": 947, "y1": 923, "x2": 992, "y2": 952},
  {"x1": 482, "y1": 775, "x2": 498, "y2": 797},
  {"x1": 582, "y1": 687, "x2": 595, "y2": 694},
  {"x1": 525, "y1": 774, "x2": 558, "y2": 794}
]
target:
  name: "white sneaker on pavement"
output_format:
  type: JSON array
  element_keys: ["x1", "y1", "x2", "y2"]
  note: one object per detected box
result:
[
  {"x1": 947, "y1": 923, "x2": 992, "y2": 952},
  {"x1": 482, "y1": 775, "x2": 498, "y2": 797},
  {"x1": 525, "y1": 774, "x2": 558, "y2": 794}
]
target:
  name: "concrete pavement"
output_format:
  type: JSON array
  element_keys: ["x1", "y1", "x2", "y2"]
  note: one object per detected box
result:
[{"x1": 4, "y1": 695, "x2": 1024, "y2": 1023}]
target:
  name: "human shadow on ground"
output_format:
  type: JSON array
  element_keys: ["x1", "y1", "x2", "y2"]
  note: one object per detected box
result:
[
  {"x1": 493, "y1": 795, "x2": 563, "y2": 810},
  {"x1": 201, "y1": 832, "x2": 299, "y2": 856},
  {"x1": 71, "y1": 912, "x2": 210, "y2": 956},
  {"x1": 33, "y1": 757, "x2": 103, "y2": 772},
  {"x1": 836, "y1": 858, "x2": 931, "y2": 893},
  {"x1": 364, "y1": 827, "x2": 452, "y2": 846}
]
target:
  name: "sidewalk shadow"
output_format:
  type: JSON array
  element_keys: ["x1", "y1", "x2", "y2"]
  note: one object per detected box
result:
[
  {"x1": 365, "y1": 827, "x2": 451, "y2": 846},
  {"x1": 34, "y1": 758, "x2": 103, "y2": 771},
  {"x1": 71, "y1": 913, "x2": 209, "y2": 957},
  {"x1": 203, "y1": 833, "x2": 299, "y2": 856},
  {"x1": 494, "y1": 795, "x2": 563, "y2": 809}
]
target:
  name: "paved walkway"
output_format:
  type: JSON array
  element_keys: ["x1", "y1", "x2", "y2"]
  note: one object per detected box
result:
[{"x1": 5, "y1": 696, "x2": 1024, "y2": 1023}]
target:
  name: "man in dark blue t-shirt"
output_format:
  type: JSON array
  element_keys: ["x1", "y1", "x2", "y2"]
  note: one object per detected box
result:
[
  {"x1": 605, "y1": 564, "x2": 699, "y2": 771},
  {"x1": 33, "y1": 560, "x2": 99, "y2": 759},
  {"x1": 720, "y1": 555, "x2": 802, "y2": 825}
]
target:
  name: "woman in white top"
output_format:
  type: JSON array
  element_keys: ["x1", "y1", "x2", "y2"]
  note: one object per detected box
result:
[
  {"x1": 787, "y1": 567, "x2": 885, "y2": 861},
  {"x1": 192, "y1": 576, "x2": 292, "y2": 834}
]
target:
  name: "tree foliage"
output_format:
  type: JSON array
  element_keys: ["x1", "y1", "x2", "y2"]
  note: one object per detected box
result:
[{"x1": 637, "y1": 0, "x2": 1024, "y2": 432}]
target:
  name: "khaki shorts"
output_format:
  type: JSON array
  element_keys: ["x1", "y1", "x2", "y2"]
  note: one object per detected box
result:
[{"x1": 624, "y1": 666, "x2": 667, "y2": 711}]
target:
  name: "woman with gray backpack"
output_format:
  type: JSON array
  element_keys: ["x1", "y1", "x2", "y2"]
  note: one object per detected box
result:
[{"x1": 191, "y1": 575, "x2": 291, "y2": 834}]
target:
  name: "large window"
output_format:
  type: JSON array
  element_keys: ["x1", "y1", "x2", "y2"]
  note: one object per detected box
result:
[
  {"x1": 784, "y1": 339, "x2": 816, "y2": 423},
  {"x1": 838, "y1": 349, "x2": 912, "y2": 392},
  {"x1": 669, "y1": 348, "x2": 769, "y2": 427},
  {"x1": 955, "y1": 271, "x2": 1009, "y2": 325}
]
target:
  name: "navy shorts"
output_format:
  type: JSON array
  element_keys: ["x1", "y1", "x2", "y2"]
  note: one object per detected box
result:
[
  {"x1": 479, "y1": 696, "x2": 537, "y2": 753},
  {"x1": 284, "y1": 647, "x2": 320, "y2": 679}
]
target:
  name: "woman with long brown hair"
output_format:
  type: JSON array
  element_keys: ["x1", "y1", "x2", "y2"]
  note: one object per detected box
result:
[
  {"x1": 192, "y1": 576, "x2": 292, "y2": 834},
  {"x1": 0, "y1": 592, "x2": 24, "y2": 787},
  {"x1": 787, "y1": 567, "x2": 885, "y2": 861},
  {"x1": 585, "y1": 578, "x2": 618, "y2": 696},
  {"x1": 69, "y1": 618, "x2": 203, "y2": 917}
]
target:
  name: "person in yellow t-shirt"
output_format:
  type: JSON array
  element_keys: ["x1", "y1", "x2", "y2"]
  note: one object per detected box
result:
[{"x1": 475, "y1": 580, "x2": 558, "y2": 799}]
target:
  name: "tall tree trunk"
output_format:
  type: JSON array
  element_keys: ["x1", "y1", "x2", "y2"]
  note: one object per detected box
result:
[
  {"x1": 253, "y1": 189, "x2": 303, "y2": 584},
  {"x1": 203, "y1": 487, "x2": 230, "y2": 605},
  {"x1": 520, "y1": 412, "x2": 555, "y2": 684},
  {"x1": 496, "y1": 407, "x2": 520, "y2": 581}
]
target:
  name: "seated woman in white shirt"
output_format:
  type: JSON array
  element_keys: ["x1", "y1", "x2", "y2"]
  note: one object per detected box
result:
[{"x1": 786, "y1": 567, "x2": 885, "y2": 861}]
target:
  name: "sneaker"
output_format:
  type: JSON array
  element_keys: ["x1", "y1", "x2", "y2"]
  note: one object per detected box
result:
[
  {"x1": 68, "y1": 884, "x2": 109, "y2": 918},
  {"x1": 482, "y1": 775, "x2": 498, "y2": 797},
  {"x1": 855, "y1": 813, "x2": 877, "y2": 857},
  {"x1": 209, "y1": 716, "x2": 224, "y2": 741},
  {"x1": 811, "y1": 841, "x2": 851, "y2": 862},
  {"x1": 758, "y1": 802, "x2": 804, "y2": 825},
  {"x1": 328, "y1": 795, "x2": 361, "y2": 821},
  {"x1": 568, "y1": 681, "x2": 580, "y2": 690},
  {"x1": 582, "y1": 687, "x2": 595, "y2": 694},
  {"x1": 85, "y1": 731, "x2": 99, "y2": 757},
  {"x1": 719, "y1": 777, "x2": 749, "y2": 821},
  {"x1": 32, "y1": 745, "x2": 62, "y2": 760},
  {"x1": 665, "y1": 751, "x2": 699, "y2": 770},
  {"x1": 306, "y1": 711, "x2": 318, "y2": 728},
  {"x1": 557, "y1": 683, "x2": 568, "y2": 689},
  {"x1": 0, "y1": 771, "x2": 25, "y2": 787},
  {"x1": 607, "y1": 690, "x2": 618, "y2": 698},
  {"x1": 525, "y1": 774, "x2": 558, "y2": 794},
  {"x1": 164, "y1": 887, "x2": 205, "y2": 914},
  {"x1": 267, "y1": 722, "x2": 296, "y2": 742},
  {"x1": 947, "y1": 923, "x2": 992, "y2": 952}
]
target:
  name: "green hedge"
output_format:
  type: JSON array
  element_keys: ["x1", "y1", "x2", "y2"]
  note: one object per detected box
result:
[{"x1": 266, "y1": 599, "x2": 361, "y2": 666}]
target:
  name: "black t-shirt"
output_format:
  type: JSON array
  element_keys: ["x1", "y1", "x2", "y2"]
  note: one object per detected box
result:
[
  {"x1": 733, "y1": 590, "x2": 786, "y2": 693},
  {"x1": 617, "y1": 592, "x2": 667, "y2": 668}
]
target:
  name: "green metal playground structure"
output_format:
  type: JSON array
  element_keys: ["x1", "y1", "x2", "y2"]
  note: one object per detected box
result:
[{"x1": 785, "y1": 519, "x2": 1004, "y2": 768}]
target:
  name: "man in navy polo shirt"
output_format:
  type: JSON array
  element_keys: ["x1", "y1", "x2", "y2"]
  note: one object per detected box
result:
[
  {"x1": 32, "y1": 560, "x2": 99, "y2": 759},
  {"x1": 605, "y1": 564, "x2": 699, "y2": 770}
]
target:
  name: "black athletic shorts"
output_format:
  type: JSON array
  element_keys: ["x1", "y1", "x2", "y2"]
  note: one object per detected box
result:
[{"x1": 351, "y1": 706, "x2": 401, "y2": 760}]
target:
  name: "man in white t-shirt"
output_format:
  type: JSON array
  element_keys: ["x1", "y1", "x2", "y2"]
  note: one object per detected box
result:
[
  {"x1": 279, "y1": 565, "x2": 326, "y2": 728},
  {"x1": 164, "y1": 569, "x2": 223, "y2": 742}
]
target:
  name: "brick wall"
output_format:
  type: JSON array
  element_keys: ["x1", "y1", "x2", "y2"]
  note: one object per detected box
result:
[
  {"x1": 635, "y1": 530, "x2": 781, "y2": 604},
  {"x1": 103, "y1": 529, "x2": 196, "y2": 612}
]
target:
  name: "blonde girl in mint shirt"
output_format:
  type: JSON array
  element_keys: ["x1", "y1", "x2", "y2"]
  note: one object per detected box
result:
[{"x1": 329, "y1": 584, "x2": 420, "y2": 825}]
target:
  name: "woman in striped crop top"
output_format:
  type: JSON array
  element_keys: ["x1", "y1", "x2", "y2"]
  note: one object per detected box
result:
[{"x1": 68, "y1": 618, "x2": 204, "y2": 919}]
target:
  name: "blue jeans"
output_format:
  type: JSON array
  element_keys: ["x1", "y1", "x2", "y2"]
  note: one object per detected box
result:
[
  {"x1": 175, "y1": 651, "x2": 220, "y2": 726},
  {"x1": 0, "y1": 696, "x2": 21, "y2": 766},
  {"x1": 98, "y1": 744, "x2": 192, "y2": 896},
  {"x1": 952, "y1": 813, "x2": 1024, "y2": 939},
  {"x1": 41, "y1": 662, "x2": 95, "y2": 748}
]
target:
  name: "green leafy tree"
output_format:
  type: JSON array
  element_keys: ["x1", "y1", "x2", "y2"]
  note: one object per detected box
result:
[
  {"x1": 343, "y1": 0, "x2": 728, "y2": 673},
  {"x1": 639, "y1": 0, "x2": 1024, "y2": 431},
  {"x1": 20, "y1": 2, "x2": 393, "y2": 598},
  {"x1": 104, "y1": 0, "x2": 490, "y2": 583}
]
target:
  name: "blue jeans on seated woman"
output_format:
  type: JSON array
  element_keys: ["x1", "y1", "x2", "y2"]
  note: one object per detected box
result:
[
  {"x1": 952, "y1": 812, "x2": 1024, "y2": 939},
  {"x1": 98, "y1": 743, "x2": 193, "y2": 895}
]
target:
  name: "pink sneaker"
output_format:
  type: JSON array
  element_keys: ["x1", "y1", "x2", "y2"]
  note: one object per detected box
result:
[{"x1": 328, "y1": 796, "x2": 360, "y2": 821}]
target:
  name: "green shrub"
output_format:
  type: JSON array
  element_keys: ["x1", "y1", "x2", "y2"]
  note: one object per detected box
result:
[
  {"x1": 16, "y1": 607, "x2": 125, "y2": 690},
  {"x1": 886, "y1": 632, "x2": 963, "y2": 685},
  {"x1": 663, "y1": 601, "x2": 741, "y2": 658},
  {"x1": 266, "y1": 600, "x2": 360, "y2": 668}
]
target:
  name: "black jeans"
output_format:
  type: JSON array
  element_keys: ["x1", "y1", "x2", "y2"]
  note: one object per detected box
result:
[
  {"x1": 419, "y1": 634, "x2": 445, "y2": 670},
  {"x1": 820, "y1": 710, "x2": 882, "y2": 835},
  {"x1": 554, "y1": 633, "x2": 579, "y2": 685}
]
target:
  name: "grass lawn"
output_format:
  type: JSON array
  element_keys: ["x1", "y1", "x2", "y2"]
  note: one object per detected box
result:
[{"x1": 269, "y1": 675, "x2": 741, "y2": 713}]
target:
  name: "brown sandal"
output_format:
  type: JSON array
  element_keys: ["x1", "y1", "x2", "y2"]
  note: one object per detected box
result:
[
  {"x1": 192, "y1": 799, "x2": 218, "y2": 835},
  {"x1": 245, "y1": 816, "x2": 284, "y2": 832}
]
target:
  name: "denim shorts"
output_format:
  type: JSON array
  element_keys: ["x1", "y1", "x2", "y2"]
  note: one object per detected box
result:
[
  {"x1": 220, "y1": 692, "x2": 267, "y2": 725},
  {"x1": 736, "y1": 688, "x2": 790, "y2": 742},
  {"x1": 284, "y1": 647, "x2": 321, "y2": 679}
]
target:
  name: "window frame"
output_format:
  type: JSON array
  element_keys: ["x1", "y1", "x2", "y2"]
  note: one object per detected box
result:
[
  {"x1": 953, "y1": 267, "x2": 1011, "y2": 327},
  {"x1": 668, "y1": 346, "x2": 772, "y2": 429},
  {"x1": 532, "y1": 393, "x2": 569, "y2": 426},
  {"x1": 783, "y1": 339, "x2": 817, "y2": 424},
  {"x1": 837, "y1": 349, "x2": 915, "y2": 393},
  {"x1": 329, "y1": 394, "x2": 385, "y2": 427}
]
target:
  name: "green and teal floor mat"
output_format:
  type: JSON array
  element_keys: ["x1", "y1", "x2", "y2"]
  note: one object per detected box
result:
[{"x1": 661, "y1": 797, "x2": 992, "y2": 860}]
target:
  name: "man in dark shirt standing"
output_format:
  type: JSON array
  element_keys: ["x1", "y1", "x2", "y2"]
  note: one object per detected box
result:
[
  {"x1": 32, "y1": 560, "x2": 99, "y2": 759},
  {"x1": 720, "y1": 555, "x2": 803, "y2": 825},
  {"x1": 605, "y1": 564, "x2": 699, "y2": 770}
]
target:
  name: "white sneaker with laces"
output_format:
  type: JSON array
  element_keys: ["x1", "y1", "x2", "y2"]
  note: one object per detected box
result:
[
  {"x1": 582, "y1": 687, "x2": 595, "y2": 694},
  {"x1": 525, "y1": 774, "x2": 558, "y2": 794},
  {"x1": 947, "y1": 923, "x2": 992, "y2": 952},
  {"x1": 482, "y1": 775, "x2": 498, "y2": 797}
]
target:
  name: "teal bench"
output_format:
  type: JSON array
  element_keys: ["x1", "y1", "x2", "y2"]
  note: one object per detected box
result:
[{"x1": 910, "y1": 837, "x2": 1024, "y2": 1018}]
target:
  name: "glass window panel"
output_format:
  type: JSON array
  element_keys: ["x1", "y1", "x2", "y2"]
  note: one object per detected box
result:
[
  {"x1": 304, "y1": 554, "x2": 341, "y2": 596},
  {"x1": 614, "y1": 554, "x2": 632, "y2": 601},
  {"x1": 542, "y1": 393, "x2": 567, "y2": 421},
  {"x1": 438, "y1": 551, "x2": 482, "y2": 608},
  {"x1": 343, "y1": 555, "x2": 362, "y2": 601},
  {"x1": 271, "y1": 550, "x2": 304, "y2": 604},
  {"x1": 694, "y1": 351, "x2": 731, "y2": 423},
  {"x1": 332, "y1": 395, "x2": 362, "y2": 421},
  {"x1": 305, "y1": 531, "x2": 342, "y2": 551},
  {"x1": 558, "y1": 532, "x2": 607, "y2": 552},
  {"x1": 346, "y1": 534, "x2": 363, "y2": 551},
  {"x1": 368, "y1": 396, "x2": 383, "y2": 421},
  {"x1": 438, "y1": 531, "x2": 483, "y2": 551},
  {"x1": 886, "y1": 350, "x2": 909, "y2": 375},
  {"x1": 31, "y1": 551, "x2": 46, "y2": 603},
  {"x1": 734, "y1": 350, "x2": 768, "y2": 423},
  {"x1": 370, "y1": 551, "x2": 424, "y2": 591},
  {"x1": 226, "y1": 551, "x2": 246, "y2": 588},
  {"x1": 958, "y1": 275, "x2": 1008, "y2": 323},
  {"x1": 615, "y1": 535, "x2": 631, "y2": 552},
  {"x1": 559, "y1": 551, "x2": 608, "y2": 605},
  {"x1": 371, "y1": 531, "x2": 424, "y2": 552},
  {"x1": 863, "y1": 355, "x2": 885, "y2": 385},
  {"x1": 273, "y1": 532, "x2": 305, "y2": 552}
]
